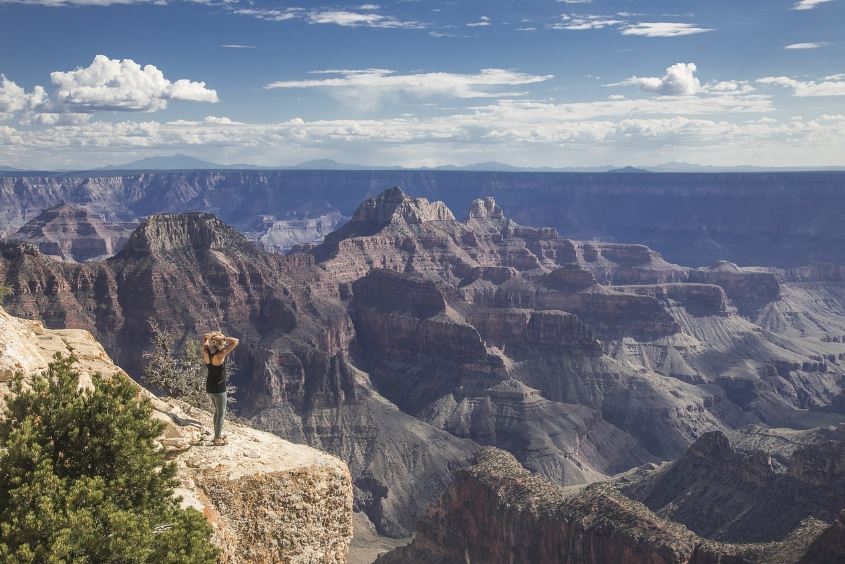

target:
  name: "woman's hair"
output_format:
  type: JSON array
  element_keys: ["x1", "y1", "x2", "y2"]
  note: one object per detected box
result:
[{"x1": 206, "y1": 331, "x2": 227, "y2": 354}]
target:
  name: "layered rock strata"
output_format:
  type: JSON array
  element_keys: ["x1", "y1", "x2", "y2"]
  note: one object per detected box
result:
[
  {"x1": 3, "y1": 170, "x2": 845, "y2": 267},
  {"x1": 617, "y1": 430, "x2": 845, "y2": 543},
  {"x1": 376, "y1": 447, "x2": 831, "y2": 564},
  {"x1": 10, "y1": 203, "x2": 134, "y2": 262},
  {"x1": 1, "y1": 187, "x2": 844, "y2": 539}
]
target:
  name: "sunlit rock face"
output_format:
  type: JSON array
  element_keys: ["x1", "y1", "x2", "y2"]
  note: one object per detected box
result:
[
  {"x1": 10, "y1": 203, "x2": 135, "y2": 262},
  {"x1": 0, "y1": 306, "x2": 354, "y2": 563},
  {"x1": 376, "y1": 447, "x2": 836, "y2": 564},
  {"x1": 617, "y1": 430, "x2": 845, "y2": 543}
]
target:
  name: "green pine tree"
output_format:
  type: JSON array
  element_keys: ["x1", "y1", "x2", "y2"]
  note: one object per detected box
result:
[{"x1": 0, "y1": 353, "x2": 218, "y2": 563}]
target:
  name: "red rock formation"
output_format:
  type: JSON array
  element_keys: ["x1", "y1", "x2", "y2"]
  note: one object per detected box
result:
[
  {"x1": 10, "y1": 203, "x2": 135, "y2": 262},
  {"x1": 619, "y1": 431, "x2": 845, "y2": 543},
  {"x1": 376, "y1": 448, "x2": 827, "y2": 564}
]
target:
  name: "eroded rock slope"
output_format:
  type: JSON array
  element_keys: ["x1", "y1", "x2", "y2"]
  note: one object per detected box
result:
[
  {"x1": 0, "y1": 305, "x2": 353, "y2": 563},
  {"x1": 377, "y1": 447, "x2": 836, "y2": 564}
]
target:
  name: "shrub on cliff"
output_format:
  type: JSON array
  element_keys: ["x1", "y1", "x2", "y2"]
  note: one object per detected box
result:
[
  {"x1": 143, "y1": 320, "x2": 237, "y2": 412},
  {"x1": 0, "y1": 354, "x2": 218, "y2": 563}
]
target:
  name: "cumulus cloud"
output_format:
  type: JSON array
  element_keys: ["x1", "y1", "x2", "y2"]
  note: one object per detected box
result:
[
  {"x1": 10, "y1": 91, "x2": 842, "y2": 171},
  {"x1": 264, "y1": 68, "x2": 553, "y2": 100},
  {"x1": 621, "y1": 23, "x2": 714, "y2": 37},
  {"x1": 0, "y1": 76, "x2": 48, "y2": 117},
  {"x1": 607, "y1": 63, "x2": 701, "y2": 96},
  {"x1": 785, "y1": 42, "x2": 833, "y2": 49},
  {"x1": 50, "y1": 55, "x2": 218, "y2": 112},
  {"x1": 792, "y1": 0, "x2": 834, "y2": 10},
  {"x1": 757, "y1": 74, "x2": 845, "y2": 96},
  {"x1": 21, "y1": 70, "x2": 845, "y2": 172}
]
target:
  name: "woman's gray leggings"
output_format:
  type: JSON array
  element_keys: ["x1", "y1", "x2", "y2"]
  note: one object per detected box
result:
[{"x1": 209, "y1": 392, "x2": 226, "y2": 439}]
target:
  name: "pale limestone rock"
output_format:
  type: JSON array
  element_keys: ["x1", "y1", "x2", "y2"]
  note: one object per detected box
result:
[{"x1": 0, "y1": 306, "x2": 353, "y2": 563}]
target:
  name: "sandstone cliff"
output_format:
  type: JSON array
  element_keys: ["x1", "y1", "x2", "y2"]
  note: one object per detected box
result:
[
  {"x1": 617, "y1": 430, "x2": 845, "y2": 543},
  {"x1": 376, "y1": 447, "x2": 831, "y2": 564},
  {"x1": 10, "y1": 203, "x2": 135, "y2": 262},
  {"x1": 0, "y1": 305, "x2": 354, "y2": 563},
  {"x1": 0, "y1": 212, "x2": 476, "y2": 537}
]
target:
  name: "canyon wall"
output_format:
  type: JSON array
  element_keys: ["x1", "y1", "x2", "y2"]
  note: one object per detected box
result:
[
  {"x1": 376, "y1": 447, "x2": 833, "y2": 564},
  {"x1": 2, "y1": 170, "x2": 845, "y2": 266},
  {"x1": 1, "y1": 187, "x2": 843, "y2": 541}
]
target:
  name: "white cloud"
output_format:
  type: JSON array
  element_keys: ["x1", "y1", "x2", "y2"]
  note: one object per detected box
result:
[
  {"x1": 233, "y1": 6, "x2": 423, "y2": 28},
  {"x1": 264, "y1": 68, "x2": 553, "y2": 100},
  {"x1": 792, "y1": 0, "x2": 834, "y2": 10},
  {"x1": 607, "y1": 63, "x2": 701, "y2": 96},
  {"x1": 0, "y1": 76, "x2": 48, "y2": 116},
  {"x1": 50, "y1": 55, "x2": 218, "y2": 112},
  {"x1": 757, "y1": 75, "x2": 845, "y2": 96},
  {"x1": 307, "y1": 9, "x2": 422, "y2": 28},
  {"x1": 467, "y1": 16, "x2": 491, "y2": 27},
  {"x1": 221, "y1": 44, "x2": 258, "y2": 49},
  {"x1": 21, "y1": 112, "x2": 91, "y2": 126},
  {"x1": 549, "y1": 15, "x2": 713, "y2": 37},
  {"x1": 707, "y1": 80, "x2": 755, "y2": 94},
  {"x1": 608, "y1": 64, "x2": 755, "y2": 97},
  {"x1": 22, "y1": 81, "x2": 845, "y2": 170},
  {"x1": 785, "y1": 42, "x2": 833, "y2": 49},
  {"x1": 550, "y1": 15, "x2": 624, "y2": 30},
  {"x1": 231, "y1": 8, "x2": 302, "y2": 22},
  {"x1": 621, "y1": 23, "x2": 714, "y2": 37},
  {"x1": 8, "y1": 93, "x2": 841, "y2": 171}
]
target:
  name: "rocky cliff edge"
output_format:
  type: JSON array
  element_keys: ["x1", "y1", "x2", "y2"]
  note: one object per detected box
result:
[
  {"x1": 377, "y1": 447, "x2": 835, "y2": 564},
  {"x1": 0, "y1": 306, "x2": 354, "y2": 563}
]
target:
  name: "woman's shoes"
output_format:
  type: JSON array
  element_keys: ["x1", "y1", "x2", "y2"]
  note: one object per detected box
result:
[{"x1": 212, "y1": 436, "x2": 228, "y2": 446}]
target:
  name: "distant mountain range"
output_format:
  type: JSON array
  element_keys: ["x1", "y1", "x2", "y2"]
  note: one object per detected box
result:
[
  {"x1": 98, "y1": 154, "x2": 259, "y2": 171},
  {"x1": 3, "y1": 155, "x2": 845, "y2": 173}
]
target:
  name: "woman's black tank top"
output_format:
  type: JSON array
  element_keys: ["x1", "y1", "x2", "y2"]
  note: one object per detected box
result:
[{"x1": 205, "y1": 360, "x2": 227, "y2": 393}]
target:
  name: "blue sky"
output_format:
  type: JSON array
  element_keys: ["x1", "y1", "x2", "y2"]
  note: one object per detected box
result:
[{"x1": 0, "y1": 0, "x2": 843, "y2": 169}]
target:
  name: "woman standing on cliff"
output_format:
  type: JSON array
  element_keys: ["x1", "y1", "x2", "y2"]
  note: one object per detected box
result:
[{"x1": 202, "y1": 331, "x2": 239, "y2": 446}]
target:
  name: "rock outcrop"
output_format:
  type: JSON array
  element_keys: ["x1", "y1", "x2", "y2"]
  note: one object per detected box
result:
[
  {"x1": 376, "y1": 447, "x2": 831, "y2": 564},
  {"x1": 617, "y1": 430, "x2": 845, "y2": 543},
  {"x1": 0, "y1": 212, "x2": 475, "y2": 537},
  {"x1": 10, "y1": 203, "x2": 135, "y2": 262},
  {"x1": 248, "y1": 210, "x2": 346, "y2": 253},
  {"x1": 0, "y1": 305, "x2": 354, "y2": 563}
]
